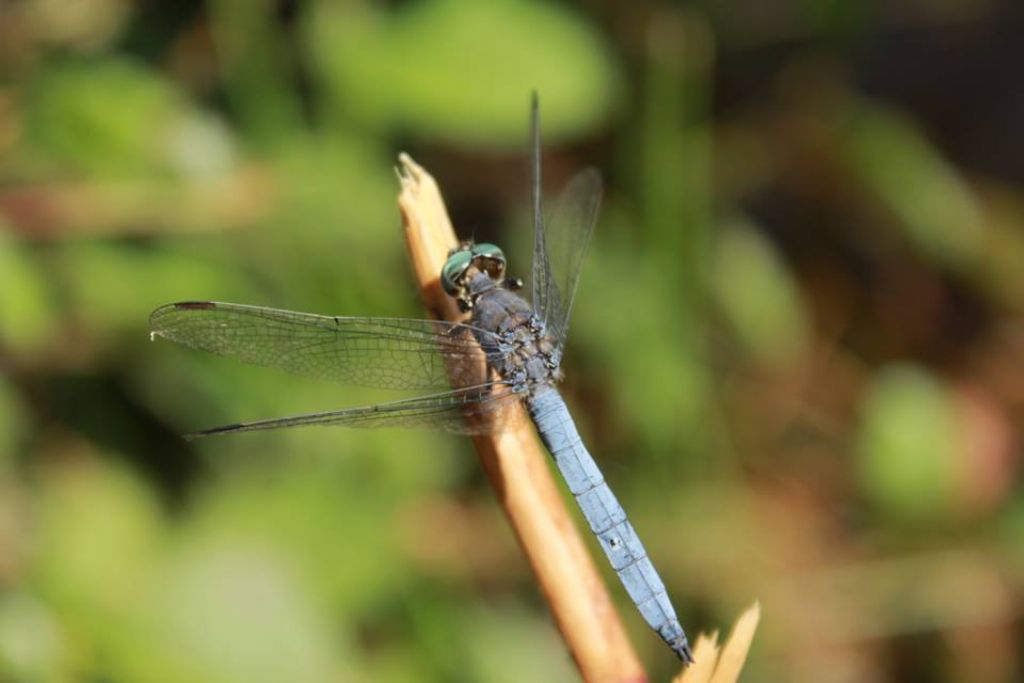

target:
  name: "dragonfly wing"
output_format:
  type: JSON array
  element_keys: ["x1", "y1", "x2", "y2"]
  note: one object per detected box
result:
[
  {"x1": 528, "y1": 96, "x2": 603, "y2": 350},
  {"x1": 536, "y1": 168, "x2": 602, "y2": 348},
  {"x1": 185, "y1": 381, "x2": 522, "y2": 438},
  {"x1": 150, "y1": 301, "x2": 500, "y2": 391}
]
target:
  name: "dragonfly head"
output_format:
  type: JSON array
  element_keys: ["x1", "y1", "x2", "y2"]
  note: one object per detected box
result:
[{"x1": 442, "y1": 242, "x2": 508, "y2": 312}]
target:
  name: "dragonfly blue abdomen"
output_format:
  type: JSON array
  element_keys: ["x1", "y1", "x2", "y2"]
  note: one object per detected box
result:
[{"x1": 527, "y1": 387, "x2": 693, "y2": 663}]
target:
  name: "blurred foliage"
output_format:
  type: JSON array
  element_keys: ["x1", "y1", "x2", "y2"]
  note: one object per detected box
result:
[
  {"x1": 857, "y1": 364, "x2": 960, "y2": 521},
  {"x1": 1, "y1": 0, "x2": 1023, "y2": 681}
]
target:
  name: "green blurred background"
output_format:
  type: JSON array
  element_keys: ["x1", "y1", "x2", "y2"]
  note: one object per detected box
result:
[{"x1": 1, "y1": 1, "x2": 1023, "y2": 681}]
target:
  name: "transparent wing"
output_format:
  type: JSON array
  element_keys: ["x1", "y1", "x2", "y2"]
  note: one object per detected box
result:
[
  {"x1": 150, "y1": 301, "x2": 500, "y2": 391},
  {"x1": 185, "y1": 382, "x2": 521, "y2": 439},
  {"x1": 529, "y1": 96, "x2": 603, "y2": 349},
  {"x1": 535, "y1": 169, "x2": 602, "y2": 347}
]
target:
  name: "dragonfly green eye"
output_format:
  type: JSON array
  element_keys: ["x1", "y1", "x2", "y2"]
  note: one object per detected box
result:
[
  {"x1": 470, "y1": 243, "x2": 507, "y2": 280},
  {"x1": 441, "y1": 249, "x2": 473, "y2": 296},
  {"x1": 471, "y1": 243, "x2": 504, "y2": 261}
]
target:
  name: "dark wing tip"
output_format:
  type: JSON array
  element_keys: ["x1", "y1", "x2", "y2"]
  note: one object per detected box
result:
[
  {"x1": 183, "y1": 422, "x2": 245, "y2": 440},
  {"x1": 151, "y1": 301, "x2": 218, "y2": 318},
  {"x1": 172, "y1": 301, "x2": 218, "y2": 311}
]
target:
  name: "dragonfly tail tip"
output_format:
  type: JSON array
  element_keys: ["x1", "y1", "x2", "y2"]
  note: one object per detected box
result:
[{"x1": 673, "y1": 637, "x2": 695, "y2": 666}]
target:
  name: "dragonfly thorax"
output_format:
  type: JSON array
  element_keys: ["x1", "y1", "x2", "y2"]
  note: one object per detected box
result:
[{"x1": 470, "y1": 284, "x2": 562, "y2": 391}]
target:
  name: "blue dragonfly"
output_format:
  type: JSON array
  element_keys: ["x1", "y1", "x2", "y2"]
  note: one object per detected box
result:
[{"x1": 150, "y1": 96, "x2": 693, "y2": 663}]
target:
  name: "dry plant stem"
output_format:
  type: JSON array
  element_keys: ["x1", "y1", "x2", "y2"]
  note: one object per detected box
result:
[
  {"x1": 397, "y1": 153, "x2": 647, "y2": 683},
  {"x1": 672, "y1": 603, "x2": 761, "y2": 683}
]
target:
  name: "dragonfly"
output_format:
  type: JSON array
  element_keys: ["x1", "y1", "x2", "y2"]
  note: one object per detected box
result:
[{"x1": 149, "y1": 95, "x2": 693, "y2": 664}]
